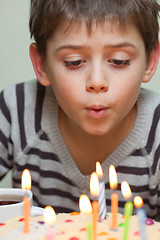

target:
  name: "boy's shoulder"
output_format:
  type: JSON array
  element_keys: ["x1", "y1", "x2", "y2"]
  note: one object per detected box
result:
[
  {"x1": 0, "y1": 80, "x2": 48, "y2": 109},
  {"x1": 1, "y1": 79, "x2": 39, "y2": 95},
  {"x1": 137, "y1": 88, "x2": 160, "y2": 136},
  {"x1": 1, "y1": 80, "x2": 56, "y2": 112},
  {"x1": 138, "y1": 88, "x2": 160, "y2": 108},
  {"x1": 1, "y1": 79, "x2": 48, "y2": 99}
]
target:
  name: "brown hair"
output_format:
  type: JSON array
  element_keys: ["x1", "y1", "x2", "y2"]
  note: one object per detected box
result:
[{"x1": 29, "y1": 0, "x2": 160, "y2": 57}]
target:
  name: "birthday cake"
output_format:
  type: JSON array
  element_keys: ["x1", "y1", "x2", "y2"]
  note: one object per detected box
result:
[{"x1": 0, "y1": 212, "x2": 160, "y2": 240}]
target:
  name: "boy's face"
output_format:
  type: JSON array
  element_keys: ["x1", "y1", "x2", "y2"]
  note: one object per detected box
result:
[{"x1": 43, "y1": 21, "x2": 152, "y2": 136}]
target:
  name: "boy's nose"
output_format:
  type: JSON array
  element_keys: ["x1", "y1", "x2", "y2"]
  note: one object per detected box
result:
[
  {"x1": 86, "y1": 66, "x2": 109, "y2": 93},
  {"x1": 86, "y1": 83, "x2": 108, "y2": 93}
]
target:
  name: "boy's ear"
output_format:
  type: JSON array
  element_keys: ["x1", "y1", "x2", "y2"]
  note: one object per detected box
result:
[
  {"x1": 143, "y1": 43, "x2": 160, "y2": 83},
  {"x1": 29, "y1": 43, "x2": 51, "y2": 86}
]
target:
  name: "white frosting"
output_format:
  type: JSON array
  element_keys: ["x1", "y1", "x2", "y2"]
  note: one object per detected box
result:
[{"x1": 0, "y1": 213, "x2": 160, "y2": 240}]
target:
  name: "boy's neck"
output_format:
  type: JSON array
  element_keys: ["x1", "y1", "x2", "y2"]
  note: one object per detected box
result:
[{"x1": 58, "y1": 105, "x2": 137, "y2": 175}]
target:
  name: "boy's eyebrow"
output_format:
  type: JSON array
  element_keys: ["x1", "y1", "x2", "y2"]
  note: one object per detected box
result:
[
  {"x1": 106, "y1": 42, "x2": 137, "y2": 49},
  {"x1": 55, "y1": 45, "x2": 85, "y2": 52},
  {"x1": 55, "y1": 42, "x2": 137, "y2": 52}
]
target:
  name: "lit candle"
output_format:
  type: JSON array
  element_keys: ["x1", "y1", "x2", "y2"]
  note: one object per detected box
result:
[
  {"x1": 134, "y1": 196, "x2": 147, "y2": 240},
  {"x1": 21, "y1": 169, "x2": 32, "y2": 233},
  {"x1": 79, "y1": 194, "x2": 92, "y2": 240},
  {"x1": 90, "y1": 172, "x2": 99, "y2": 240},
  {"x1": 79, "y1": 194, "x2": 92, "y2": 214},
  {"x1": 86, "y1": 222, "x2": 92, "y2": 240},
  {"x1": 96, "y1": 162, "x2": 106, "y2": 219},
  {"x1": 121, "y1": 181, "x2": 133, "y2": 240},
  {"x1": 109, "y1": 165, "x2": 118, "y2": 230},
  {"x1": 43, "y1": 206, "x2": 56, "y2": 240}
]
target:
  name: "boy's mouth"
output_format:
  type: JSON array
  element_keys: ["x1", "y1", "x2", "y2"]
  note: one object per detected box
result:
[{"x1": 86, "y1": 105, "x2": 108, "y2": 119}]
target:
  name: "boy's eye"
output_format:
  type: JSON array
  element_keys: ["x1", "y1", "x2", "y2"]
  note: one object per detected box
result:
[
  {"x1": 64, "y1": 59, "x2": 86, "y2": 68},
  {"x1": 108, "y1": 59, "x2": 130, "y2": 66}
]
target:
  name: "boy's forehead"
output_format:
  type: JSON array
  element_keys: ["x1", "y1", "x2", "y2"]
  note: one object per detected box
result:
[
  {"x1": 52, "y1": 19, "x2": 126, "y2": 39},
  {"x1": 50, "y1": 19, "x2": 137, "y2": 41},
  {"x1": 46, "y1": 18, "x2": 145, "y2": 57}
]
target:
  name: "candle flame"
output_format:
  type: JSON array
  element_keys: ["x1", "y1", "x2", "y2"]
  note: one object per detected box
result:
[
  {"x1": 79, "y1": 194, "x2": 92, "y2": 214},
  {"x1": 109, "y1": 165, "x2": 118, "y2": 190},
  {"x1": 90, "y1": 172, "x2": 99, "y2": 198},
  {"x1": 21, "y1": 169, "x2": 31, "y2": 190},
  {"x1": 96, "y1": 162, "x2": 103, "y2": 178},
  {"x1": 134, "y1": 196, "x2": 143, "y2": 208},
  {"x1": 121, "y1": 181, "x2": 132, "y2": 200},
  {"x1": 44, "y1": 206, "x2": 56, "y2": 224}
]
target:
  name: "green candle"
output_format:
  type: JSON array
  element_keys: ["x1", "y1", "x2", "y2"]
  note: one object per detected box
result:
[
  {"x1": 86, "y1": 222, "x2": 92, "y2": 240},
  {"x1": 123, "y1": 201, "x2": 133, "y2": 240}
]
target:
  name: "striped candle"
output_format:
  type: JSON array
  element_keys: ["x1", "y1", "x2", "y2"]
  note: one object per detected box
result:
[{"x1": 96, "y1": 162, "x2": 106, "y2": 219}]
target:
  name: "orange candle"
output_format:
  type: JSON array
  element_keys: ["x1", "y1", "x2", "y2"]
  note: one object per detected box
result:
[
  {"x1": 90, "y1": 172, "x2": 99, "y2": 240},
  {"x1": 92, "y1": 200, "x2": 99, "y2": 240},
  {"x1": 21, "y1": 169, "x2": 32, "y2": 233},
  {"x1": 111, "y1": 192, "x2": 118, "y2": 228},
  {"x1": 23, "y1": 196, "x2": 30, "y2": 233},
  {"x1": 109, "y1": 165, "x2": 118, "y2": 230}
]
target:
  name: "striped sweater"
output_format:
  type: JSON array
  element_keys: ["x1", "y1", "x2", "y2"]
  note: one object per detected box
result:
[{"x1": 0, "y1": 80, "x2": 160, "y2": 219}]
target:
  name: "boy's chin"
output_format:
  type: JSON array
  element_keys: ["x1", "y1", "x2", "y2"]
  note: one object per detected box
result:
[{"x1": 81, "y1": 125, "x2": 110, "y2": 136}]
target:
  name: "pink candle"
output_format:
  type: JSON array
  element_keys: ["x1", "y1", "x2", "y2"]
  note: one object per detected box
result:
[
  {"x1": 46, "y1": 227, "x2": 56, "y2": 240},
  {"x1": 43, "y1": 206, "x2": 56, "y2": 240},
  {"x1": 109, "y1": 165, "x2": 118, "y2": 230}
]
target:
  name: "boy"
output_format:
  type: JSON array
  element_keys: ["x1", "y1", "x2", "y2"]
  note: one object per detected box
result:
[{"x1": 0, "y1": 0, "x2": 160, "y2": 219}]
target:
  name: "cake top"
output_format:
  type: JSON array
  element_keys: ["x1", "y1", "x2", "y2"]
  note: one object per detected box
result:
[{"x1": 0, "y1": 212, "x2": 160, "y2": 240}]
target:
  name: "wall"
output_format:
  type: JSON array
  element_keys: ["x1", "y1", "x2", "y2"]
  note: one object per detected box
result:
[
  {"x1": 0, "y1": 0, "x2": 34, "y2": 187},
  {"x1": 0, "y1": 0, "x2": 160, "y2": 187},
  {"x1": 0, "y1": 0, "x2": 35, "y2": 92}
]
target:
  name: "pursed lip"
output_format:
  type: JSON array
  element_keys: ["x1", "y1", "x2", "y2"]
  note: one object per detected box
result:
[
  {"x1": 87, "y1": 105, "x2": 107, "y2": 110},
  {"x1": 86, "y1": 105, "x2": 108, "y2": 119}
]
